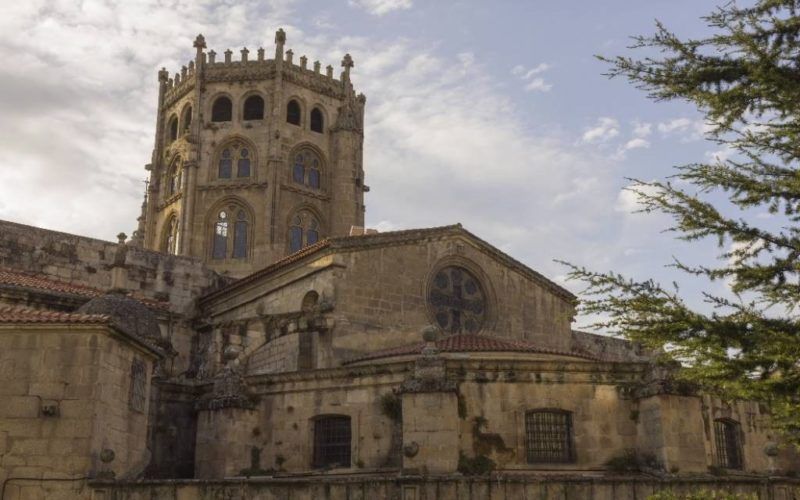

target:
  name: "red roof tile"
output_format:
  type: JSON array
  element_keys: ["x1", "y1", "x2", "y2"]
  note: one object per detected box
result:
[
  {"x1": 344, "y1": 334, "x2": 602, "y2": 364},
  {"x1": 0, "y1": 305, "x2": 110, "y2": 325}
]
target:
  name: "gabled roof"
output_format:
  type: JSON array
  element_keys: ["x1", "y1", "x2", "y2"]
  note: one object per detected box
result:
[
  {"x1": 343, "y1": 333, "x2": 601, "y2": 364},
  {"x1": 200, "y1": 224, "x2": 575, "y2": 304}
]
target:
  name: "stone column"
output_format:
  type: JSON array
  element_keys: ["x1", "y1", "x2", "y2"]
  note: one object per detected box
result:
[{"x1": 398, "y1": 327, "x2": 459, "y2": 474}]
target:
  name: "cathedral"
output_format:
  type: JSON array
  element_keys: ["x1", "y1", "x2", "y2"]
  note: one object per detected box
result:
[{"x1": 0, "y1": 31, "x2": 798, "y2": 500}]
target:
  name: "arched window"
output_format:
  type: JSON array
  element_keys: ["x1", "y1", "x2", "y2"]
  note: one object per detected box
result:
[
  {"x1": 167, "y1": 158, "x2": 182, "y2": 195},
  {"x1": 212, "y1": 210, "x2": 228, "y2": 259},
  {"x1": 301, "y1": 291, "x2": 319, "y2": 312},
  {"x1": 525, "y1": 410, "x2": 574, "y2": 463},
  {"x1": 310, "y1": 108, "x2": 324, "y2": 133},
  {"x1": 181, "y1": 105, "x2": 192, "y2": 134},
  {"x1": 211, "y1": 205, "x2": 251, "y2": 260},
  {"x1": 289, "y1": 211, "x2": 320, "y2": 254},
  {"x1": 243, "y1": 95, "x2": 265, "y2": 120},
  {"x1": 211, "y1": 96, "x2": 233, "y2": 122},
  {"x1": 167, "y1": 115, "x2": 178, "y2": 142},
  {"x1": 217, "y1": 142, "x2": 252, "y2": 179},
  {"x1": 287, "y1": 99, "x2": 301, "y2": 125},
  {"x1": 714, "y1": 419, "x2": 743, "y2": 470},
  {"x1": 292, "y1": 148, "x2": 322, "y2": 189},
  {"x1": 313, "y1": 415, "x2": 351, "y2": 468},
  {"x1": 163, "y1": 216, "x2": 179, "y2": 255}
]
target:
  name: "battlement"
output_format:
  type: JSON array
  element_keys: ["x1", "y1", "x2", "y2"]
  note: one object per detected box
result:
[{"x1": 161, "y1": 29, "x2": 356, "y2": 107}]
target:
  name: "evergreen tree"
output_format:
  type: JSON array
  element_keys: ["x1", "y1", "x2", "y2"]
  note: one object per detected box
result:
[{"x1": 564, "y1": 0, "x2": 800, "y2": 446}]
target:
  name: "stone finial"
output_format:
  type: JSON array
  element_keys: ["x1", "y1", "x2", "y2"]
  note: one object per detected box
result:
[
  {"x1": 224, "y1": 49, "x2": 232, "y2": 64},
  {"x1": 173, "y1": 72, "x2": 181, "y2": 85},
  {"x1": 357, "y1": 93, "x2": 367, "y2": 104},
  {"x1": 193, "y1": 33, "x2": 207, "y2": 52},
  {"x1": 275, "y1": 28, "x2": 286, "y2": 45},
  {"x1": 208, "y1": 50, "x2": 217, "y2": 64},
  {"x1": 180, "y1": 65, "x2": 188, "y2": 80},
  {"x1": 257, "y1": 47, "x2": 265, "y2": 61},
  {"x1": 241, "y1": 47, "x2": 249, "y2": 62},
  {"x1": 117, "y1": 233, "x2": 127, "y2": 245},
  {"x1": 300, "y1": 55, "x2": 307, "y2": 70},
  {"x1": 285, "y1": 49, "x2": 293, "y2": 65},
  {"x1": 313, "y1": 60, "x2": 321, "y2": 74},
  {"x1": 342, "y1": 53, "x2": 354, "y2": 70},
  {"x1": 158, "y1": 67, "x2": 169, "y2": 83},
  {"x1": 326, "y1": 64, "x2": 333, "y2": 78},
  {"x1": 188, "y1": 60, "x2": 195, "y2": 73},
  {"x1": 275, "y1": 29, "x2": 286, "y2": 61}
]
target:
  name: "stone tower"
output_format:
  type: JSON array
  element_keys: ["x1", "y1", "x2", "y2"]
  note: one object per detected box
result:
[{"x1": 133, "y1": 30, "x2": 367, "y2": 277}]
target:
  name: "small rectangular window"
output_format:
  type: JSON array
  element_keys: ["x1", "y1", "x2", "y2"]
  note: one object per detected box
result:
[
  {"x1": 313, "y1": 416, "x2": 351, "y2": 468},
  {"x1": 129, "y1": 358, "x2": 147, "y2": 412},
  {"x1": 525, "y1": 410, "x2": 574, "y2": 463},
  {"x1": 714, "y1": 419, "x2": 743, "y2": 469}
]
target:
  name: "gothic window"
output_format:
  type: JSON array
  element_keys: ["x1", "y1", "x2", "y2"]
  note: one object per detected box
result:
[
  {"x1": 217, "y1": 142, "x2": 252, "y2": 179},
  {"x1": 287, "y1": 99, "x2": 301, "y2": 125},
  {"x1": 310, "y1": 107, "x2": 324, "y2": 133},
  {"x1": 428, "y1": 266, "x2": 486, "y2": 334},
  {"x1": 525, "y1": 410, "x2": 574, "y2": 464},
  {"x1": 167, "y1": 115, "x2": 178, "y2": 142},
  {"x1": 301, "y1": 290, "x2": 319, "y2": 312},
  {"x1": 212, "y1": 210, "x2": 229, "y2": 259},
  {"x1": 714, "y1": 419, "x2": 743, "y2": 470},
  {"x1": 129, "y1": 358, "x2": 147, "y2": 413},
  {"x1": 292, "y1": 148, "x2": 322, "y2": 189},
  {"x1": 163, "y1": 215, "x2": 179, "y2": 255},
  {"x1": 211, "y1": 96, "x2": 233, "y2": 122},
  {"x1": 167, "y1": 158, "x2": 182, "y2": 195},
  {"x1": 181, "y1": 105, "x2": 192, "y2": 134},
  {"x1": 289, "y1": 211, "x2": 320, "y2": 254},
  {"x1": 243, "y1": 95, "x2": 265, "y2": 120},
  {"x1": 233, "y1": 210, "x2": 248, "y2": 259},
  {"x1": 313, "y1": 415, "x2": 351, "y2": 468}
]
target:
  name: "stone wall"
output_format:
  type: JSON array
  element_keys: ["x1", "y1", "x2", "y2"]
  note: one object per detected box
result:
[
  {"x1": 90, "y1": 475, "x2": 800, "y2": 500},
  {"x1": 0, "y1": 219, "x2": 223, "y2": 313},
  {"x1": 0, "y1": 324, "x2": 157, "y2": 500}
]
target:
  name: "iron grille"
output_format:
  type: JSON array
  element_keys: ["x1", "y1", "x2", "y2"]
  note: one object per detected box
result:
[
  {"x1": 525, "y1": 410, "x2": 574, "y2": 463},
  {"x1": 129, "y1": 358, "x2": 147, "y2": 413},
  {"x1": 714, "y1": 419, "x2": 743, "y2": 470},
  {"x1": 313, "y1": 416, "x2": 351, "y2": 468}
]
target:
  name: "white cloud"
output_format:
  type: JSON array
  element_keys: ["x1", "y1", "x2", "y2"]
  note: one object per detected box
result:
[
  {"x1": 348, "y1": 0, "x2": 412, "y2": 16},
  {"x1": 615, "y1": 183, "x2": 660, "y2": 213},
  {"x1": 582, "y1": 117, "x2": 620, "y2": 143},
  {"x1": 511, "y1": 62, "x2": 552, "y2": 92},
  {"x1": 657, "y1": 117, "x2": 707, "y2": 141},
  {"x1": 621, "y1": 137, "x2": 650, "y2": 151},
  {"x1": 632, "y1": 121, "x2": 652, "y2": 138},
  {"x1": 524, "y1": 78, "x2": 552, "y2": 92}
]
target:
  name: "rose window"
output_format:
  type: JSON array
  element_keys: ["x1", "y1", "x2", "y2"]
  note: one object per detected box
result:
[{"x1": 428, "y1": 266, "x2": 486, "y2": 334}]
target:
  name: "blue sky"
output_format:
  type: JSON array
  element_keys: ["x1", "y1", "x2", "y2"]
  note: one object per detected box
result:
[{"x1": 0, "y1": 0, "x2": 746, "y2": 328}]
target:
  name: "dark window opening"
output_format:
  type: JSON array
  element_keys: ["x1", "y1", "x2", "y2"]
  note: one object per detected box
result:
[
  {"x1": 243, "y1": 95, "x2": 265, "y2": 120},
  {"x1": 289, "y1": 212, "x2": 321, "y2": 254},
  {"x1": 237, "y1": 148, "x2": 251, "y2": 177},
  {"x1": 168, "y1": 116, "x2": 178, "y2": 142},
  {"x1": 714, "y1": 419, "x2": 743, "y2": 470},
  {"x1": 218, "y1": 148, "x2": 232, "y2": 178},
  {"x1": 310, "y1": 108, "x2": 324, "y2": 133},
  {"x1": 287, "y1": 100, "x2": 301, "y2": 125},
  {"x1": 181, "y1": 106, "x2": 192, "y2": 134},
  {"x1": 211, "y1": 97, "x2": 233, "y2": 122},
  {"x1": 292, "y1": 150, "x2": 323, "y2": 190},
  {"x1": 313, "y1": 416, "x2": 351, "y2": 468},
  {"x1": 129, "y1": 358, "x2": 147, "y2": 412},
  {"x1": 233, "y1": 211, "x2": 248, "y2": 259},
  {"x1": 525, "y1": 410, "x2": 574, "y2": 464}
]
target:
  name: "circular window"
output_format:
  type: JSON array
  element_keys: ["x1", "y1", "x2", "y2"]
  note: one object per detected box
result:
[{"x1": 428, "y1": 266, "x2": 486, "y2": 334}]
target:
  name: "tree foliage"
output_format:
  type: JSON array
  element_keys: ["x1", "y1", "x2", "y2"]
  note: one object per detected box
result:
[{"x1": 564, "y1": 0, "x2": 800, "y2": 445}]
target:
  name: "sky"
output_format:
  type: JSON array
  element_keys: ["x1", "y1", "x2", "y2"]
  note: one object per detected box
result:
[{"x1": 0, "y1": 0, "x2": 749, "y2": 329}]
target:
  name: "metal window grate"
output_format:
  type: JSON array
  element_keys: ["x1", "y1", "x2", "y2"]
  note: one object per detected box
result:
[
  {"x1": 129, "y1": 358, "x2": 147, "y2": 413},
  {"x1": 714, "y1": 419, "x2": 743, "y2": 470},
  {"x1": 525, "y1": 410, "x2": 574, "y2": 463},
  {"x1": 313, "y1": 416, "x2": 351, "y2": 468}
]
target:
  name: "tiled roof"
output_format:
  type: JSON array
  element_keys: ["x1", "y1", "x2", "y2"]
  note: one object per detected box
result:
[
  {"x1": 344, "y1": 334, "x2": 602, "y2": 364},
  {"x1": 0, "y1": 267, "x2": 169, "y2": 311},
  {"x1": 0, "y1": 305, "x2": 110, "y2": 325}
]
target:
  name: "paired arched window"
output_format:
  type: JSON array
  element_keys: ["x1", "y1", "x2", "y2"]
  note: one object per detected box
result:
[
  {"x1": 163, "y1": 216, "x2": 179, "y2": 255},
  {"x1": 181, "y1": 105, "x2": 192, "y2": 134},
  {"x1": 310, "y1": 108, "x2": 324, "y2": 133},
  {"x1": 217, "y1": 142, "x2": 252, "y2": 179},
  {"x1": 167, "y1": 115, "x2": 178, "y2": 142},
  {"x1": 289, "y1": 211, "x2": 320, "y2": 254},
  {"x1": 243, "y1": 95, "x2": 265, "y2": 120},
  {"x1": 714, "y1": 418, "x2": 743, "y2": 470},
  {"x1": 212, "y1": 208, "x2": 250, "y2": 260},
  {"x1": 211, "y1": 96, "x2": 233, "y2": 122},
  {"x1": 167, "y1": 158, "x2": 182, "y2": 196},
  {"x1": 287, "y1": 99, "x2": 301, "y2": 125},
  {"x1": 525, "y1": 409, "x2": 574, "y2": 464},
  {"x1": 313, "y1": 415, "x2": 351, "y2": 469},
  {"x1": 292, "y1": 148, "x2": 322, "y2": 189}
]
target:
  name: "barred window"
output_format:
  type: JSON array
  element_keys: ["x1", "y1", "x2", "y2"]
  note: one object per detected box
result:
[
  {"x1": 714, "y1": 419, "x2": 743, "y2": 470},
  {"x1": 313, "y1": 415, "x2": 351, "y2": 468},
  {"x1": 129, "y1": 358, "x2": 147, "y2": 412},
  {"x1": 243, "y1": 95, "x2": 265, "y2": 120},
  {"x1": 525, "y1": 409, "x2": 574, "y2": 463}
]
